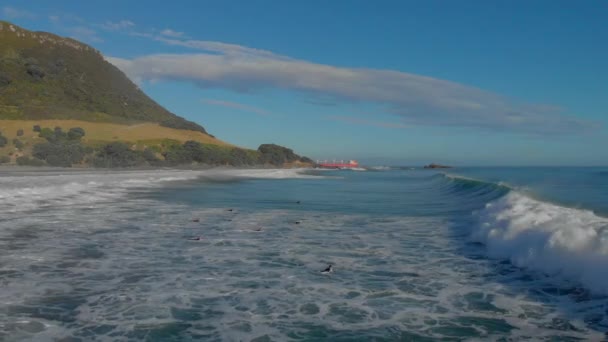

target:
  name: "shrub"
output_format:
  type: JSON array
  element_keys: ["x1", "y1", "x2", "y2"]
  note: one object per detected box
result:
[
  {"x1": 33, "y1": 125, "x2": 41, "y2": 132},
  {"x1": 0, "y1": 155, "x2": 10, "y2": 164},
  {"x1": 67, "y1": 127, "x2": 85, "y2": 140},
  {"x1": 16, "y1": 129, "x2": 24, "y2": 137},
  {"x1": 0, "y1": 134, "x2": 7, "y2": 147},
  {"x1": 142, "y1": 148, "x2": 160, "y2": 164},
  {"x1": 92, "y1": 142, "x2": 143, "y2": 168},
  {"x1": 38, "y1": 127, "x2": 54, "y2": 140},
  {"x1": 32, "y1": 141, "x2": 85, "y2": 167},
  {"x1": 16, "y1": 156, "x2": 45, "y2": 166},
  {"x1": 12, "y1": 139, "x2": 24, "y2": 150},
  {"x1": 38, "y1": 127, "x2": 67, "y2": 142}
]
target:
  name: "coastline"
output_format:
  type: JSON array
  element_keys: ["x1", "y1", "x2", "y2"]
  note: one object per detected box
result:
[{"x1": 0, "y1": 164, "x2": 312, "y2": 173}]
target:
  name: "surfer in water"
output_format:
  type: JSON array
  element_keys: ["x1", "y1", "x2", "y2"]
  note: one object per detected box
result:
[{"x1": 321, "y1": 264, "x2": 333, "y2": 274}]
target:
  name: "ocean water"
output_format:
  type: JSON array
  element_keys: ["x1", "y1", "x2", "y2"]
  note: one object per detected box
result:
[{"x1": 1, "y1": 167, "x2": 607, "y2": 341}]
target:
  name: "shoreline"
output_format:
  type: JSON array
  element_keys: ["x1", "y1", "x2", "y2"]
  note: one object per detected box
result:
[{"x1": 0, "y1": 164, "x2": 310, "y2": 173}]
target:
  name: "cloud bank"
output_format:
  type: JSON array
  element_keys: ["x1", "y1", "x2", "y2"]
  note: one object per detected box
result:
[
  {"x1": 2, "y1": 6, "x2": 37, "y2": 19},
  {"x1": 202, "y1": 99, "x2": 272, "y2": 116},
  {"x1": 100, "y1": 20, "x2": 135, "y2": 31},
  {"x1": 103, "y1": 35, "x2": 593, "y2": 134}
]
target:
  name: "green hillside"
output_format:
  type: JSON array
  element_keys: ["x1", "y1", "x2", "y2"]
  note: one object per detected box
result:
[{"x1": 0, "y1": 21, "x2": 206, "y2": 133}]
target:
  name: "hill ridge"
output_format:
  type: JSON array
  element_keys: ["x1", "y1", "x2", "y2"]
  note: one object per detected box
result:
[{"x1": 0, "y1": 21, "x2": 100, "y2": 55}]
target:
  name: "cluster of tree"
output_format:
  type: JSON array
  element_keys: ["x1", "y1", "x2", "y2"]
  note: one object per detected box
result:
[
  {"x1": 161, "y1": 141, "x2": 312, "y2": 167},
  {"x1": 0, "y1": 131, "x2": 7, "y2": 147},
  {"x1": 88, "y1": 142, "x2": 155, "y2": 168},
  {"x1": 30, "y1": 126, "x2": 88, "y2": 167},
  {"x1": 257, "y1": 144, "x2": 311, "y2": 165},
  {"x1": 162, "y1": 141, "x2": 255, "y2": 166},
  {"x1": 9, "y1": 125, "x2": 312, "y2": 168}
]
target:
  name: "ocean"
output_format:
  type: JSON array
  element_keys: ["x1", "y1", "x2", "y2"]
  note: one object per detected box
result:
[{"x1": 1, "y1": 167, "x2": 607, "y2": 341}]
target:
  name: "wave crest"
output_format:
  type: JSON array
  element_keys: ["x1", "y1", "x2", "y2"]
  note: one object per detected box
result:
[{"x1": 473, "y1": 191, "x2": 608, "y2": 294}]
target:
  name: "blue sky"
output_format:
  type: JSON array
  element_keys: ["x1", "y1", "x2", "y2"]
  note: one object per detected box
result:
[{"x1": 2, "y1": 1, "x2": 607, "y2": 166}]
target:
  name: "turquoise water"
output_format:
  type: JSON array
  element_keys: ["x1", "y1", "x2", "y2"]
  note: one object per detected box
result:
[{"x1": 1, "y1": 167, "x2": 607, "y2": 340}]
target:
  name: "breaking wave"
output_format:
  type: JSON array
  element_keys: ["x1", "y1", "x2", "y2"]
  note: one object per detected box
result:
[
  {"x1": 0, "y1": 168, "x2": 320, "y2": 213},
  {"x1": 438, "y1": 173, "x2": 608, "y2": 294},
  {"x1": 473, "y1": 191, "x2": 608, "y2": 294}
]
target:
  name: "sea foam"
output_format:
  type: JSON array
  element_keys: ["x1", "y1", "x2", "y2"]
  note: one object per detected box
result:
[
  {"x1": 0, "y1": 169, "x2": 318, "y2": 213},
  {"x1": 473, "y1": 191, "x2": 608, "y2": 294}
]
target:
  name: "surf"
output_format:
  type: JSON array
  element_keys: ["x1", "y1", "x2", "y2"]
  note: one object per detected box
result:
[{"x1": 433, "y1": 172, "x2": 608, "y2": 295}]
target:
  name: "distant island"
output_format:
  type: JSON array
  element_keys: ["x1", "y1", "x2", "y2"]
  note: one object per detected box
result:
[
  {"x1": 0, "y1": 21, "x2": 312, "y2": 168},
  {"x1": 423, "y1": 163, "x2": 452, "y2": 169}
]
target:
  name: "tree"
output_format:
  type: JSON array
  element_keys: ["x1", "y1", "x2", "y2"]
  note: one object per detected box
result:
[
  {"x1": 257, "y1": 144, "x2": 299, "y2": 165},
  {"x1": 92, "y1": 142, "x2": 143, "y2": 168},
  {"x1": 32, "y1": 141, "x2": 85, "y2": 167},
  {"x1": 38, "y1": 127, "x2": 54, "y2": 140},
  {"x1": 67, "y1": 127, "x2": 85, "y2": 140}
]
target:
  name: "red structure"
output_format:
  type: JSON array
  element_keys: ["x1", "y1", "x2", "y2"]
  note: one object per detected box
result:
[{"x1": 317, "y1": 160, "x2": 359, "y2": 169}]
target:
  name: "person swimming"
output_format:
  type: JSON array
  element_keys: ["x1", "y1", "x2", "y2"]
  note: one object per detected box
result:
[{"x1": 321, "y1": 264, "x2": 333, "y2": 274}]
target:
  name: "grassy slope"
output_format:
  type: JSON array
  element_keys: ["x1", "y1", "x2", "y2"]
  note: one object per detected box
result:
[
  {"x1": 0, "y1": 120, "x2": 231, "y2": 161},
  {"x1": 0, "y1": 21, "x2": 207, "y2": 133}
]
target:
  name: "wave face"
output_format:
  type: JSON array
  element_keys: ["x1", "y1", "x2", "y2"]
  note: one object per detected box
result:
[{"x1": 473, "y1": 191, "x2": 608, "y2": 294}]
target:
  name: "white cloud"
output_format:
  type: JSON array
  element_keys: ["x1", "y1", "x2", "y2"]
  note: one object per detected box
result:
[
  {"x1": 160, "y1": 29, "x2": 184, "y2": 38},
  {"x1": 202, "y1": 99, "x2": 272, "y2": 116},
  {"x1": 328, "y1": 115, "x2": 408, "y2": 129},
  {"x1": 106, "y1": 41, "x2": 597, "y2": 135},
  {"x1": 66, "y1": 26, "x2": 103, "y2": 43},
  {"x1": 100, "y1": 20, "x2": 135, "y2": 31},
  {"x1": 2, "y1": 6, "x2": 37, "y2": 19}
]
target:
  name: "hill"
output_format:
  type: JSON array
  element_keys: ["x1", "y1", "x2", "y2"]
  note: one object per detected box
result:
[
  {"x1": 0, "y1": 21, "x2": 313, "y2": 168},
  {"x1": 0, "y1": 21, "x2": 206, "y2": 133}
]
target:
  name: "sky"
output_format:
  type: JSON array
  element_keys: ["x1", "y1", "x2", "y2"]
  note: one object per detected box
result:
[{"x1": 2, "y1": 1, "x2": 607, "y2": 166}]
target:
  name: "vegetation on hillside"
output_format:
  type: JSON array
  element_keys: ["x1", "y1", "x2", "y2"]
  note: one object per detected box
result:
[
  {"x1": 0, "y1": 21, "x2": 207, "y2": 134},
  {"x1": 1, "y1": 124, "x2": 312, "y2": 168}
]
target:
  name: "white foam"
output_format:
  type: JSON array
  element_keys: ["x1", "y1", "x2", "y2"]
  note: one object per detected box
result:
[
  {"x1": 0, "y1": 169, "x2": 322, "y2": 213},
  {"x1": 0, "y1": 170, "x2": 202, "y2": 213},
  {"x1": 216, "y1": 168, "x2": 320, "y2": 179},
  {"x1": 473, "y1": 191, "x2": 608, "y2": 294}
]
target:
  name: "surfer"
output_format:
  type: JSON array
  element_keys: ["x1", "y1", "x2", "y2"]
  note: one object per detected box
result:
[{"x1": 321, "y1": 264, "x2": 333, "y2": 274}]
